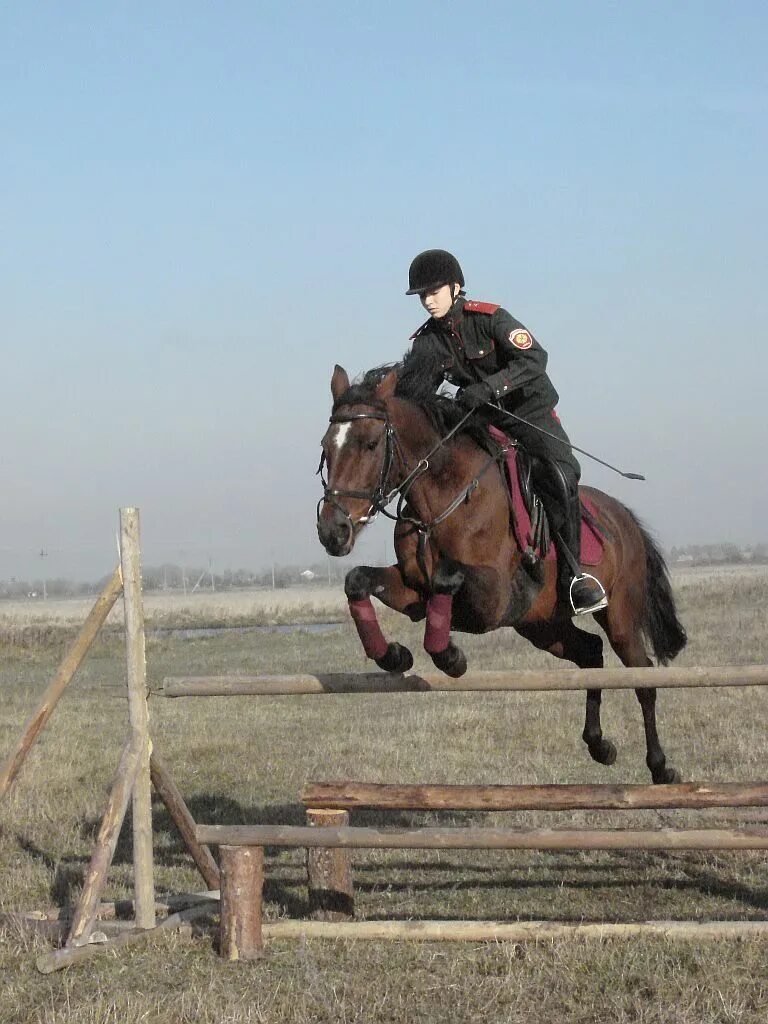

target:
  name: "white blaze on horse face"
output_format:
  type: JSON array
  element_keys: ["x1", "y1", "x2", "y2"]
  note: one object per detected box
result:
[{"x1": 331, "y1": 422, "x2": 352, "y2": 453}]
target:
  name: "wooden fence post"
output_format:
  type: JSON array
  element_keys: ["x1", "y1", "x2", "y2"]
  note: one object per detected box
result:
[{"x1": 120, "y1": 507, "x2": 155, "y2": 929}]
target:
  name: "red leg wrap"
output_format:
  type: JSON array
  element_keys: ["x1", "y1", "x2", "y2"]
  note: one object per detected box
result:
[
  {"x1": 424, "y1": 593, "x2": 453, "y2": 654},
  {"x1": 348, "y1": 598, "x2": 389, "y2": 661}
]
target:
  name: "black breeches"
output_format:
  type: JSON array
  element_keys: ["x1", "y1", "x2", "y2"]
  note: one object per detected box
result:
[
  {"x1": 499, "y1": 411, "x2": 580, "y2": 479},
  {"x1": 486, "y1": 406, "x2": 581, "y2": 511}
]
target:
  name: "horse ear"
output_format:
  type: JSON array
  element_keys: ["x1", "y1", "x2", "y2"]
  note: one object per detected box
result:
[
  {"x1": 331, "y1": 365, "x2": 350, "y2": 402},
  {"x1": 375, "y1": 369, "x2": 398, "y2": 400}
]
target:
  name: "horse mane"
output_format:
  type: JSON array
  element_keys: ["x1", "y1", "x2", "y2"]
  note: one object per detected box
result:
[{"x1": 333, "y1": 344, "x2": 496, "y2": 452}]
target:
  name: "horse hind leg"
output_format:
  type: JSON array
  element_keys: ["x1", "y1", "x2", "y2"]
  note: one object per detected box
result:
[
  {"x1": 518, "y1": 622, "x2": 617, "y2": 767},
  {"x1": 583, "y1": 688, "x2": 618, "y2": 767},
  {"x1": 635, "y1": 686, "x2": 681, "y2": 784},
  {"x1": 594, "y1": 605, "x2": 681, "y2": 785},
  {"x1": 567, "y1": 628, "x2": 618, "y2": 766}
]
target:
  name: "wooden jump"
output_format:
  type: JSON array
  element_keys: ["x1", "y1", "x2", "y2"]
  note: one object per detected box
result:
[
  {"x1": 300, "y1": 780, "x2": 768, "y2": 812},
  {"x1": 296, "y1": 782, "x2": 768, "y2": 927},
  {"x1": 199, "y1": 824, "x2": 768, "y2": 959},
  {"x1": 171, "y1": 661, "x2": 768, "y2": 960},
  {"x1": 163, "y1": 664, "x2": 768, "y2": 697},
  {"x1": 18, "y1": 507, "x2": 768, "y2": 971}
]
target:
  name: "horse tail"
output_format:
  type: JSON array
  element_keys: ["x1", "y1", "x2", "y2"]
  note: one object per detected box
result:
[{"x1": 630, "y1": 511, "x2": 687, "y2": 665}]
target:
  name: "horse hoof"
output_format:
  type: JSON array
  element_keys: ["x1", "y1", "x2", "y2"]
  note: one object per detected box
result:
[
  {"x1": 588, "y1": 738, "x2": 617, "y2": 766},
  {"x1": 431, "y1": 644, "x2": 467, "y2": 678},
  {"x1": 375, "y1": 643, "x2": 414, "y2": 674}
]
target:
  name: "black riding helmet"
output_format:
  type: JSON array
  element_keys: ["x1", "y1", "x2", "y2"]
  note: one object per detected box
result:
[{"x1": 406, "y1": 249, "x2": 465, "y2": 295}]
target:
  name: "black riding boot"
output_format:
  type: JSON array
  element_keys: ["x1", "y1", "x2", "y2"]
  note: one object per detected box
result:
[
  {"x1": 559, "y1": 491, "x2": 608, "y2": 615},
  {"x1": 533, "y1": 459, "x2": 607, "y2": 616}
]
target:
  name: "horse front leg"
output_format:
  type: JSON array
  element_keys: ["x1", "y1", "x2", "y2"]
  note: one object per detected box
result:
[
  {"x1": 344, "y1": 565, "x2": 423, "y2": 673},
  {"x1": 425, "y1": 558, "x2": 468, "y2": 679}
]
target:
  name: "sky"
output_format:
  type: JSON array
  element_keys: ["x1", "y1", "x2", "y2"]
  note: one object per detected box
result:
[{"x1": 1, "y1": 1, "x2": 766, "y2": 581}]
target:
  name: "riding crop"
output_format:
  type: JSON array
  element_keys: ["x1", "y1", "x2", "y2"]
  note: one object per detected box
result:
[{"x1": 481, "y1": 403, "x2": 646, "y2": 481}]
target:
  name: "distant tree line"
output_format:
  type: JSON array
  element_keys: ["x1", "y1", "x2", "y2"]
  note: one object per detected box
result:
[
  {"x1": 670, "y1": 543, "x2": 768, "y2": 566},
  {"x1": 0, "y1": 560, "x2": 351, "y2": 600},
  {"x1": 4, "y1": 544, "x2": 764, "y2": 600},
  {"x1": 0, "y1": 577, "x2": 97, "y2": 600},
  {"x1": 139, "y1": 561, "x2": 348, "y2": 592}
]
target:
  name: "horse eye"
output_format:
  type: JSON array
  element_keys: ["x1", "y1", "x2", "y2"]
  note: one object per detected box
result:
[{"x1": 366, "y1": 439, "x2": 378, "y2": 451}]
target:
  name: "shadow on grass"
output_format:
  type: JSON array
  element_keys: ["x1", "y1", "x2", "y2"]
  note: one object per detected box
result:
[
  {"x1": 346, "y1": 868, "x2": 768, "y2": 916},
  {"x1": 611, "y1": 847, "x2": 768, "y2": 913},
  {"x1": 14, "y1": 835, "x2": 89, "y2": 906},
  {"x1": 152, "y1": 793, "x2": 311, "y2": 917}
]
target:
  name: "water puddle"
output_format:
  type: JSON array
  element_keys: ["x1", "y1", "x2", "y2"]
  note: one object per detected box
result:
[{"x1": 148, "y1": 622, "x2": 342, "y2": 640}]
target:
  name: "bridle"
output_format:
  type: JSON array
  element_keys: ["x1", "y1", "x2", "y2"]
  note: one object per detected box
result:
[
  {"x1": 317, "y1": 403, "x2": 506, "y2": 574},
  {"x1": 317, "y1": 410, "x2": 398, "y2": 529}
]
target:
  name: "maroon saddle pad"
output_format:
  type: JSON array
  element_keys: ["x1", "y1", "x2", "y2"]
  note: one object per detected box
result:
[{"x1": 487, "y1": 425, "x2": 604, "y2": 566}]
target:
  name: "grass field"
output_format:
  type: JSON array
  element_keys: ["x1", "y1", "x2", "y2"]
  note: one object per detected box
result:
[{"x1": 1, "y1": 568, "x2": 768, "y2": 1022}]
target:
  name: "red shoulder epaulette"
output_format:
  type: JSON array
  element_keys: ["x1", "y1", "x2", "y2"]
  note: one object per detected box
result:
[{"x1": 463, "y1": 300, "x2": 500, "y2": 315}]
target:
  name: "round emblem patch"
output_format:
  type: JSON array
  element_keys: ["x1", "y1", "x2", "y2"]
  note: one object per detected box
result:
[{"x1": 509, "y1": 329, "x2": 533, "y2": 350}]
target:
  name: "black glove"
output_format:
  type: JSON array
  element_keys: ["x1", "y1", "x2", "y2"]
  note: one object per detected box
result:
[{"x1": 456, "y1": 382, "x2": 492, "y2": 409}]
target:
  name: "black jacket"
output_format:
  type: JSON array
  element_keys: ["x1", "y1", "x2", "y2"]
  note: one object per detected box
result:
[{"x1": 409, "y1": 297, "x2": 559, "y2": 422}]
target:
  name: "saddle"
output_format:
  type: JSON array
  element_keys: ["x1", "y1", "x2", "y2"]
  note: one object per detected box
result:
[{"x1": 487, "y1": 426, "x2": 604, "y2": 566}]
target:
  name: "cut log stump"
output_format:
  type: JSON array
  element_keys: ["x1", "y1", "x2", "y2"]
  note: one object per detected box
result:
[
  {"x1": 219, "y1": 845, "x2": 264, "y2": 960},
  {"x1": 306, "y1": 809, "x2": 354, "y2": 921}
]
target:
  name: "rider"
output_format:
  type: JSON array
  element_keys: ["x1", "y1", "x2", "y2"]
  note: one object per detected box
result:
[{"x1": 404, "y1": 248, "x2": 607, "y2": 616}]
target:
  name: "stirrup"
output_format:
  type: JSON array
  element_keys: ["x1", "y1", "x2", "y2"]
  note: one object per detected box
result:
[{"x1": 569, "y1": 573, "x2": 608, "y2": 616}]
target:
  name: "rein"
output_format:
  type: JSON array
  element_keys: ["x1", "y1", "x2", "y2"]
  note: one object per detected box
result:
[{"x1": 318, "y1": 404, "x2": 504, "y2": 577}]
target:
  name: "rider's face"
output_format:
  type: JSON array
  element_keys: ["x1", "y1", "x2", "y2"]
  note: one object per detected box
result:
[{"x1": 419, "y1": 283, "x2": 456, "y2": 319}]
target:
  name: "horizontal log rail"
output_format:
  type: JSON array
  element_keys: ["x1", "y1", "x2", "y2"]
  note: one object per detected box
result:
[
  {"x1": 164, "y1": 664, "x2": 768, "y2": 698},
  {"x1": 301, "y1": 780, "x2": 768, "y2": 812},
  {"x1": 260, "y1": 919, "x2": 768, "y2": 942},
  {"x1": 197, "y1": 823, "x2": 768, "y2": 851}
]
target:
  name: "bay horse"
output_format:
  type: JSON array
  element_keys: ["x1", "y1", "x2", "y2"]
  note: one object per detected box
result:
[{"x1": 317, "y1": 351, "x2": 687, "y2": 784}]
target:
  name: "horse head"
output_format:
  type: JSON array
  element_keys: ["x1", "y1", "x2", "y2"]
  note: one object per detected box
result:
[{"x1": 317, "y1": 364, "x2": 399, "y2": 557}]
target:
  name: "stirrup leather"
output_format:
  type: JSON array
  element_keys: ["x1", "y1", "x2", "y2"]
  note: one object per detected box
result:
[{"x1": 569, "y1": 573, "x2": 608, "y2": 616}]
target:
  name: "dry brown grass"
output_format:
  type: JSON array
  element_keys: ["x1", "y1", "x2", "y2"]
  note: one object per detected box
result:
[
  {"x1": 0, "y1": 584, "x2": 347, "y2": 630},
  {"x1": 1, "y1": 567, "x2": 768, "y2": 1022}
]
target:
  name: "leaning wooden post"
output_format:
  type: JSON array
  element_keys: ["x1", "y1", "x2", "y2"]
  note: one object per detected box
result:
[
  {"x1": 150, "y1": 748, "x2": 220, "y2": 890},
  {"x1": 219, "y1": 846, "x2": 264, "y2": 960},
  {"x1": 66, "y1": 733, "x2": 145, "y2": 945},
  {"x1": 0, "y1": 566, "x2": 123, "y2": 801},
  {"x1": 306, "y1": 808, "x2": 354, "y2": 920},
  {"x1": 40, "y1": 902, "x2": 216, "y2": 974},
  {"x1": 120, "y1": 507, "x2": 155, "y2": 929}
]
